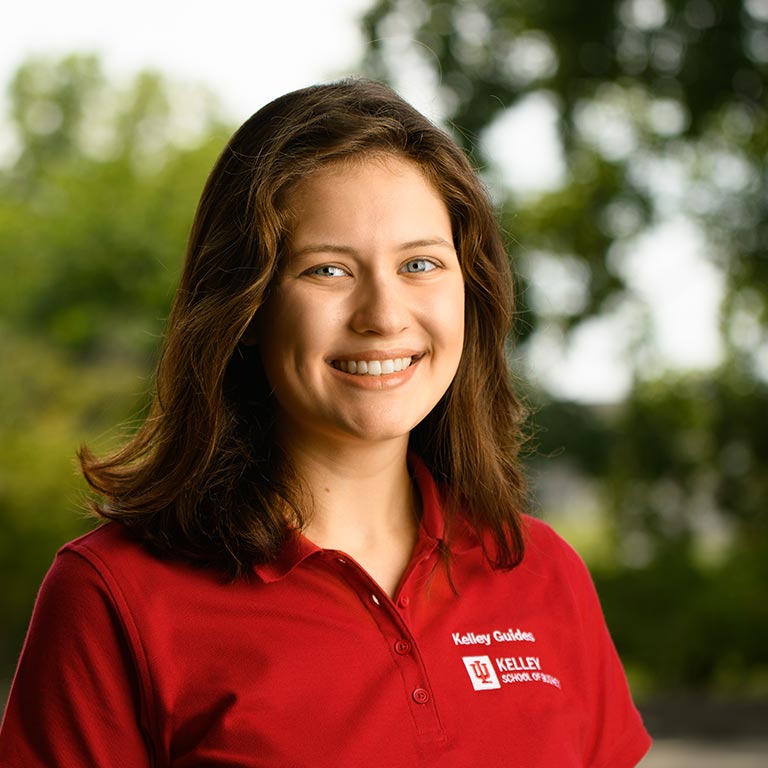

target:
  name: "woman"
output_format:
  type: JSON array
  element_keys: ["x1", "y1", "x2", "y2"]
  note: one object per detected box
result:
[{"x1": 0, "y1": 79, "x2": 651, "y2": 766}]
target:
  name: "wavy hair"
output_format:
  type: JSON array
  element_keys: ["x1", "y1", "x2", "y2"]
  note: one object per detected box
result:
[{"x1": 80, "y1": 79, "x2": 528, "y2": 574}]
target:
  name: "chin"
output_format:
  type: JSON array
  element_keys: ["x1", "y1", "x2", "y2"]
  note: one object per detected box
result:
[
  {"x1": 339, "y1": 414, "x2": 425, "y2": 444},
  {"x1": 346, "y1": 426, "x2": 413, "y2": 444}
]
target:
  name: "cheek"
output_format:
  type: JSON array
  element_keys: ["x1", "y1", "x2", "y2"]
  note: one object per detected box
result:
[
  {"x1": 259, "y1": 296, "x2": 335, "y2": 380},
  {"x1": 431, "y1": 283, "x2": 466, "y2": 360}
]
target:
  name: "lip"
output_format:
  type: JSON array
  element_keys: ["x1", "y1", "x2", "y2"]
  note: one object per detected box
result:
[{"x1": 328, "y1": 353, "x2": 423, "y2": 389}]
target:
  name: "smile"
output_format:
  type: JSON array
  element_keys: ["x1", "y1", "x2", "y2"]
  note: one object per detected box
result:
[{"x1": 332, "y1": 357, "x2": 414, "y2": 376}]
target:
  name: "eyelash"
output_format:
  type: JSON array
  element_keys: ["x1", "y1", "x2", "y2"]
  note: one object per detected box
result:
[
  {"x1": 402, "y1": 258, "x2": 438, "y2": 273},
  {"x1": 310, "y1": 265, "x2": 347, "y2": 277},
  {"x1": 307, "y1": 259, "x2": 439, "y2": 278}
]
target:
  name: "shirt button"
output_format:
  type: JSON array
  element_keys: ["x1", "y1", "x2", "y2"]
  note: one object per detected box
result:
[
  {"x1": 394, "y1": 639, "x2": 411, "y2": 655},
  {"x1": 398, "y1": 595, "x2": 410, "y2": 608},
  {"x1": 412, "y1": 688, "x2": 430, "y2": 704},
  {"x1": 370, "y1": 593, "x2": 380, "y2": 606}
]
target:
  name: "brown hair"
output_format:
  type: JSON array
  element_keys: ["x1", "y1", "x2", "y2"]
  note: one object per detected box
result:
[{"x1": 80, "y1": 78, "x2": 528, "y2": 574}]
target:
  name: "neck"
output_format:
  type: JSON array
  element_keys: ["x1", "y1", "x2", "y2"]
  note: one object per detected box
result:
[{"x1": 283, "y1": 436, "x2": 419, "y2": 596}]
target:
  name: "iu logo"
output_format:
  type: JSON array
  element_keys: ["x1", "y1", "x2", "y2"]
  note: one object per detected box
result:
[{"x1": 462, "y1": 655, "x2": 501, "y2": 691}]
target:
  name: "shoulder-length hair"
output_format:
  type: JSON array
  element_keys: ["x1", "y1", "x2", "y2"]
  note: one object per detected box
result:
[{"x1": 80, "y1": 78, "x2": 528, "y2": 575}]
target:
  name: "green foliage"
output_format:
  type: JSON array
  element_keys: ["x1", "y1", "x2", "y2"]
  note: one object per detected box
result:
[
  {"x1": 3, "y1": 6, "x2": 767, "y2": 701},
  {"x1": 362, "y1": 0, "x2": 768, "y2": 695},
  {"x1": 595, "y1": 535, "x2": 768, "y2": 694},
  {"x1": 363, "y1": 0, "x2": 768, "y2": 334},
  {"x1": 0, "y1": 54, "x2": 230, "y2": 687}
]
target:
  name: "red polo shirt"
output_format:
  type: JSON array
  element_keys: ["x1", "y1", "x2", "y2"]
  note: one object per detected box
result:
[{"x1": 0, "y1": 458, "x2": 650, "y2": 766}]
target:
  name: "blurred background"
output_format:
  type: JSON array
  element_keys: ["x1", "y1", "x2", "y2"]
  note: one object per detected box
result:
[{"x1": 2, "y1": 0, "x2": 767, "y2": 763}]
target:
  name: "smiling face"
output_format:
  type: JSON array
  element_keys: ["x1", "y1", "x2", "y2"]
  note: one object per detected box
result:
[{"x1": 256, "y1": 155, "x2": 465, "y2": 455}]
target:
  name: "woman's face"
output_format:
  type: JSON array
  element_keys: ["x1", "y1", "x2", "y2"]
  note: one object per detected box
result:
[{"x1": 257, "y1": 155, "x2": 465, "y2": 453}]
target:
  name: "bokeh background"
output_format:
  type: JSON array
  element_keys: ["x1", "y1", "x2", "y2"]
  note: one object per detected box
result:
[{"x1": 2, "y1": 0, "x2": 767, "y2": 762}]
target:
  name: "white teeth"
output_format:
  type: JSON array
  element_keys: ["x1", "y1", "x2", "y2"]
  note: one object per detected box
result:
[{"x1": 335, "y1": 357, "x2": 413, "y2": 376}]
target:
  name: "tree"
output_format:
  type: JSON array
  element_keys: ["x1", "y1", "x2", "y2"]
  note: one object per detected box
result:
[
  {"x1": 361, "y1": 0, "x2": 768, "y2": 693},
  {"x1": 0, "y1": 54, "x2": 230, "y2": 686}
]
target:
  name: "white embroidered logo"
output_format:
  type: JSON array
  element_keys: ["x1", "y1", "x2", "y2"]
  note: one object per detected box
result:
[{"x1": 462, "y1": 655, "x2": 501, "y2": 691}]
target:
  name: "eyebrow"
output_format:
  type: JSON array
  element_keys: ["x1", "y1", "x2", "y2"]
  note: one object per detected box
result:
[
  {"x1": 292, "y1": 237, "x2": 455, "y2": 257},
  {"x1": 399, "y1": 237, "x2": 455, "y2": 251}
]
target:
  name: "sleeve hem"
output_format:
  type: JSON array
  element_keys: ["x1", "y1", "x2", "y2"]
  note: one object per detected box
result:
[{"x1": 593, "y1": 729, "x2": 652, "y2": 768}]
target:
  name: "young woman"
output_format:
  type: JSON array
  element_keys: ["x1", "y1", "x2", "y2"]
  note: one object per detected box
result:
[{"x1": 0, "y1": 79, "x2": 651, "y2": 766}]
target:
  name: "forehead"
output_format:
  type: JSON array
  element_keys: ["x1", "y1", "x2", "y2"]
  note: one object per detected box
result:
[{"x1": 282, "y1": 155, "x2": 451, "y2": 245}]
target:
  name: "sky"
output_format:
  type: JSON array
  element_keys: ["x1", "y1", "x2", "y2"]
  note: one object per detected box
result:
[
  {"x1": 2, "y1": 0, "x2": 372, "y2": 123},
  {"x1": 3, "y1": 0, "x2": 725, "y2": 403}
]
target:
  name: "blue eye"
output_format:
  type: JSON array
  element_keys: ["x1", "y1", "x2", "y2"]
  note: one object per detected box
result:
[
  {"x1": 310, "y1": 265, "x2": 347, "y2": 277},
  {"x1": 402, "y1": 259, "x2": 437, "y2": 273}
]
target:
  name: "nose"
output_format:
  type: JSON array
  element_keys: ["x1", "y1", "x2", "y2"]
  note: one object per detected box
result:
[{"x1": 349, "y1": 272, "x2": 410, "y2": 336}]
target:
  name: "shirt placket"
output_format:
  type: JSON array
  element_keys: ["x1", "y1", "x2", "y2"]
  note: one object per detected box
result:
[{"x1": 328, "y1": 551, "x2": 447, "y2": 745}]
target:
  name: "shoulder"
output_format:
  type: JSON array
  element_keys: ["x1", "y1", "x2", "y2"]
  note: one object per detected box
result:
[
  {"x1": 461, "y1": 513, "x2": 601, "y2": 614},
  {"x1": 37, "y1": 522, "x2": 237, "y2": 670},
  {"x1": 49, "y1": 522, "x2": 224, "y2": 611},
  {"x1": 519, "y1": 514, "x2": 591, "y2": 575},
  {"x1": 503, "y1": 515, "x2": 603, "y2": 612},
  {"x1": 18, "y1": 525, "x2": 159, "y2": 681},
  {"x1": 32, "y1": 524, "x2": 165, "y2": 628},
  {"x1": 61, "y1": 520, "x2": 153, "y2": 564},
  {"x1": 51, "y1": 522, "x2": 161, "y2": 591}
]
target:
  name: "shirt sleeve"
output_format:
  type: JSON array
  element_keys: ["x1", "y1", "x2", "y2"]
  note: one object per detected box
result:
[
  {"x1": 557, "y1": 535, "x2": 652, "y2": 768},
  {"x1": 0, "y1": 548, "x2": 153, "y2": 767}
]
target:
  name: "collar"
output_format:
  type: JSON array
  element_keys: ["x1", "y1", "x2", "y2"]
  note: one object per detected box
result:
[
  {"x1": 253, "y1": 454, "x2": 478, "y2": 583},
  {"x1": 409, "y1": 453, "x2": 477, "y2": 555}
]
